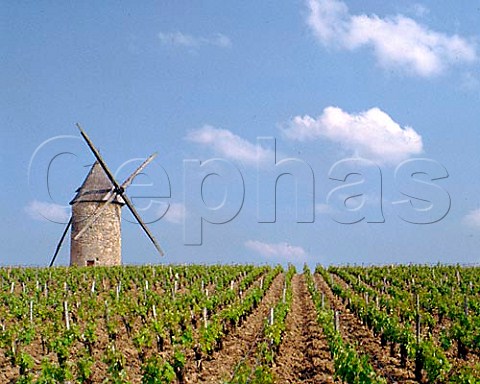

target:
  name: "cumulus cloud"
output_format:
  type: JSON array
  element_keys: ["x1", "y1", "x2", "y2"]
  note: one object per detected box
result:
[
  {"x1": 158, "y1": 31, "x2": 231, "y2": 49},
  {"x1": 25, "y1": 200, "x2": 69, "y2": 224},
  {"x1": 408, "y1": 4, "x2": 430, "y2": 18},
  {"x1": 306, "y1": 0, "x2": 476, "y2": 77},
  {"x1": 463, "y1": 209, "x2": 480, "y2": 228},
  {"x1": 186, "y1": 125, "x2": 274, "y2": 166},
  {"x1": 164, "y1": 203, "x2": 186, "y2": 225},
  {"x1": 283, "y1": 106, "x2": 423, "y2": 164},
  {"x1": 245, "y1": 240, "x2": 308, "y2": 262},
  {"x1": 316, "y1": 203, "x2": 333, "y2": 215}
]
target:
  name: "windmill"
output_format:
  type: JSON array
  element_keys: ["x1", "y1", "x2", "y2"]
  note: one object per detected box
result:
[{"x1": 49, "y1": 124, "x2": 164, "y2": 267}]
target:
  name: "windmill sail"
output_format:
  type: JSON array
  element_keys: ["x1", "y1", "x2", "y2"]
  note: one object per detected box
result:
[{"x1": 49, "y1": 124, "x2": 164, "y2": 267}]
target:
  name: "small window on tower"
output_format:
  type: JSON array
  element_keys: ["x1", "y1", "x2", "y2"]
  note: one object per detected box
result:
[{"x1": 86, "y1": 260, "x2": 95, "y2": 266}]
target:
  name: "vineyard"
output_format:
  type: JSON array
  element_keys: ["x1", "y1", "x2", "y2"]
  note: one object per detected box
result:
[{"x1": 0, "y1": 264, "x2": 478, "y2": 383}]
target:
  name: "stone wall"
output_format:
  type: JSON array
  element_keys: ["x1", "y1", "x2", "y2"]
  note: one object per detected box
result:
[{"x1": 70, "y1": 202, "x2": 122, "y2": 266}]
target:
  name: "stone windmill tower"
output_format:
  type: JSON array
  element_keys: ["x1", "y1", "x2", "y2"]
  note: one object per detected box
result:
[
  {"x1": 69, "y1": 162, "x2": 125, "y2": 266},
  {"x1": 50, "y1": 124, "x2": 164, "y2": 266}
]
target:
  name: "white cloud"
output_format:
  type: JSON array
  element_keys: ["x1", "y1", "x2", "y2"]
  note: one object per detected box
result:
[
  {"x1": 316, "y1": 203, "x2": 333, "y2": 215},
  {"x1": 463, "y1": 209, "x2": 480, "y2": 228},
  {"x1": 306, "y1": 0, "x2": 476, "y2": 77},
  {"x1": 245, "y1": 240, "x2": 308, "y2": 262},
  {"x1": 186, "y1": 125, "x2": 274, "y2": 166},
  {"x1": 25, "y1": 200, "x2": 69, "y2": 224},
  {"x1": 164, "y1": 203, "x2": 186, "y2": 225},
  {"x1": 158, "y1": 32, "x2": 231, "y2": 49},
  {"x1": 283, "y1": 106, "x2": 423, "y2": 164},
  {"x1": 409, "y1": 4, "x2": 430, "y2": 18}
]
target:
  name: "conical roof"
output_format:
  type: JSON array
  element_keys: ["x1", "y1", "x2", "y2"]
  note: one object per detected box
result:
[{"x1": 70, "y1": 162, "x2": 125, "y2": 205}]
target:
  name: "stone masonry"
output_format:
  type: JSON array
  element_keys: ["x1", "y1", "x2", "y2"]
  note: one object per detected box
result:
[
  {"x1": 69, "y1": 161, "x2": 125, "y2": 266},
  {"x1": 70, "y1": 202, "x2": 122, "y2": 266}
]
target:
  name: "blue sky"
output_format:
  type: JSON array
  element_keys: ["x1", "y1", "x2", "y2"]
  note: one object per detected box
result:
[{"x1": 2, "y1": 0, "x2": 480, "y2": 267}]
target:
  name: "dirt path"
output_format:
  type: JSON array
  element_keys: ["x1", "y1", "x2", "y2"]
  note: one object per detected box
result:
[
  {"x1": 192, "y1": 273, "x2": 285, "y2": 383},
  {"x1": 315, "y1": 273, "x2": 417, "y2": 384},
  {"x1": 273, "y1": 274, "x2": 334, "y2": 383}
]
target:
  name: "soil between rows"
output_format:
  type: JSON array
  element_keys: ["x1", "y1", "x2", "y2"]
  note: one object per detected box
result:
[
  {"x1": 193, "y1": 273, "x2": 285, "y2": 383},
  {"x1": 357, "y1": 273, "x2": 480, "y2": 372},
  {"x1": 315, "y1": 273, "x2": 418, "y2": 383},
  {"x1": 6, "y1": 271, "x2": 467, "y2": 383},
  {"x1": 272, "y1": 274, "x2": 334, "y2": 383}
]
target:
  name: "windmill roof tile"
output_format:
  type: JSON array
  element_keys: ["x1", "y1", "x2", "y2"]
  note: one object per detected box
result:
[{"x1": 70, "y1": 162, "x2": 125, "y2": 205}]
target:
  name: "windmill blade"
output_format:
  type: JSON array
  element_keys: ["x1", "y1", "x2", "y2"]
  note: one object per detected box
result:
[
  {"x1": 122, "y1": 193, "x2": 164, "y2": 256},
  {"x1": 120, "y1": 152, "x2": 158, "y2": 189},
  {"x1": 76, "y1": 123, "x2": 164, "y2": 256},
  {"x1": 76, "y1": 123, "x2": 123, "y2": 192},
  {"x1": 73, "y1": 189, "x2": 116, "y2": 241},
  {"x1": 50, "y1": 216, "x2": 72, "y2": 267},
  {"x1": 73, "y1": 153, "x2": 158, "y2": 241}
]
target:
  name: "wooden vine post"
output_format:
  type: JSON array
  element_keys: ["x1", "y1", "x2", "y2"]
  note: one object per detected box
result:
[
  {"x1": 334, "y1": 310, "x2": 340, "y2": 332},
  {"x1": 415, "y1": 294, "x2": 421, "y2": 344},
  {"x1": 29, "y1": 300, "x2": 33, "y2": 324},
  {"x1": 203, "y1": 307, "x2": 208, "y2": 329},
  {"x1": 64, "y1": 301, "x2": 70, "y2": 331}
]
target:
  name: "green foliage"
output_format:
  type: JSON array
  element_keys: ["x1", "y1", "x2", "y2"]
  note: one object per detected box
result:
[
  {"x1": 439, "y1": 328, "x2": 452, "y2": 351},
  {"x1": 228, "y1": 265, "x2": 294, "y2": 383},
  {"x1": 141, "y1": 356, "x2": 175, "y2": 384},
  {"x1": 415, "y1": 340, "x2": 451, "y2": 383},
  {"x1": 317, "y1": 264, "x2": 480, "y2": 382},
  {"x1": 306, "y1": 266, "x2": 387, "y2": 384},
  {"x1": 448, "y1": 364, "x2": 480, "y2": 384},
  {"x1": 103, "y1": 344, "x2": 130, "y2": 384},
  {"x1": 76, "y1": 352, "x2": 94, "y2": 383},
  {"x1": 229, "y1": 362, "x2": 252, "y2": 384},
  {"x1": 17, "y1": 352, "x2": 34, "y2": 383},
  {"x1": 252, "y1": 365, "x2": 274, "y2": 384},
  {"x1": 0, "y1": 264, "x2": 475, "y2": 382},
  {"x1": 37, "y1": 358, "x2": 73, "y2": 384}
]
